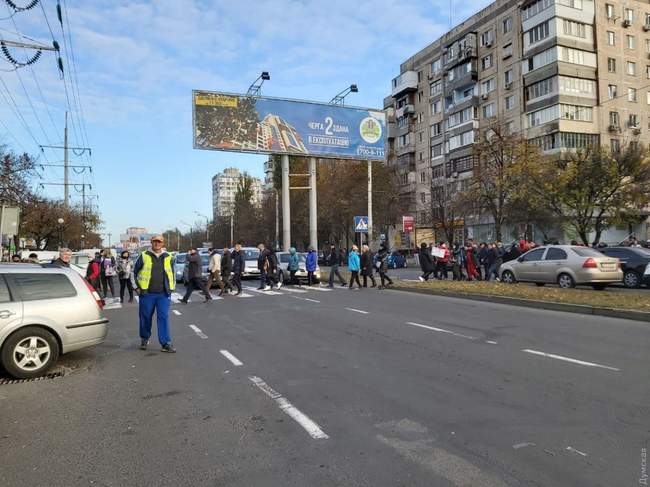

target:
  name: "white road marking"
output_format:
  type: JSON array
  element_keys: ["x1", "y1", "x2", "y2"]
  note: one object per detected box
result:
[
  {"x1": 220, "y1": 350, "x2": 243, "y2": 366},
  {"x1": 209, "y1": 293, "x2": 223, "y2": 300},
  {"x1": 237, "y1": 292, "x2": 253, "y2": 298},
  {"x1": 345, "y1": 307, "x2": 369, "y2": 315},
  {"x1": 188, "y1": 324, "x2": 208, "y2": 339},
  {"x1": 406, "y1": 321, "x2": 477, "y2": 340},
  {"x1": 171, "y1": 292, "x2": 183, "y2": 301},
  {"x1": 244, "y1": 286, "x2": 284, "y2": 296},
  {"x1": 172, "y1": 310, "x2": 182, "y2": 316},
  {"x1": 282, "y1": 287, "x2": 308, "y2": 294},
  {"x1": 566, "y1": 446, "x2": 588, "y2": 457},
  {"x1": 304, "y1": 298, "x2": 320, "y2": 303},
  {"x1": 103, "y1": 302, "x2": 122, "y2": 310},
  {"x1": 486, "y1": 340, "x2": 498, "y2": 345},
  {"x1": 521, "y1": 349, "x2": 620, "y2": 372},
  {"x1": 249, "y1": 376, "x2": 329, "y2": 440},
  {"x1": 513, "y1": 442, "x2": 536, "y2": 450}
]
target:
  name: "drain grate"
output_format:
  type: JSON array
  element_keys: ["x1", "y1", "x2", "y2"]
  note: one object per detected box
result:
[{"x1": 0, "y1": 371, "x2": 65, "y2": 385}]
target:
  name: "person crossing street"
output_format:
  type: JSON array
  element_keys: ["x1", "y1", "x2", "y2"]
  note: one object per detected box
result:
[
  {"x1": 231, "y1": 243, "x2": 244, "y2": 295},
  {"x1": 132, "y1": 235, "x2": 177, "y2": 353},
  {"x1": 327, "y1": 244, "x2": 347, "y2": 288},
  {"x1": 180, "y1": 248, "x2": 211, "y2": 304},
  {"x1": 206, "y1": 248, "x2": 226, "y2": 296}
]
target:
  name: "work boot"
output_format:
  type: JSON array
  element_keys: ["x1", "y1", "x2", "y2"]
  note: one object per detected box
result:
[
  {"x1": 161, "y1": 343, "x2": 176, "y2": 353},
  {"x1": 140, "y1": 339, "x2": 149, "y2": 350}
]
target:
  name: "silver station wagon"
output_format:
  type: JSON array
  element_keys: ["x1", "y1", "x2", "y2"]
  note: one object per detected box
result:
[{"x1": 0, "y1": 264, "x2": 108, "y2": 379}]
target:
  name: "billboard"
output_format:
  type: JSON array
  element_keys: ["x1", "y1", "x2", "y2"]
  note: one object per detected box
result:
[{"x1": 192, "y1": 91, "x2": 385, "y2": 161}]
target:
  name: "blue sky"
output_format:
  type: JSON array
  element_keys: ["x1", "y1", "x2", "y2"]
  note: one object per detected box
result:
[{"x1": 0, "y1": 0, "x2": 492, "y2": 244}]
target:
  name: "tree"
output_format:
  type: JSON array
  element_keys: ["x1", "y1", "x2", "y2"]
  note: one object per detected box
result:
[
  {"x1": 470, "y1": 125, "x2": 542, "y2": 241},
  {"x1": 0, "y1": 146, "x2": 36, "y2": 207},
  {"x1": 430, "y1": 181, "x2": 473, "y2": 245},
  {"x1": 519, "y1": 145, "x2": 650, "y2": 245}
]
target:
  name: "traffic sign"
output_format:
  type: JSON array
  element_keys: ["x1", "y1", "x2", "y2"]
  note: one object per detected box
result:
[{"x1": 354, "y1": 216, "x2": 369, "y2": 233}]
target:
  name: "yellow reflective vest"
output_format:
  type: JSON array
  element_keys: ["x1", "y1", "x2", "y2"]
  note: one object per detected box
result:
[{"x1": 136, "y1": 252, "x2": 176, "y2": 292}]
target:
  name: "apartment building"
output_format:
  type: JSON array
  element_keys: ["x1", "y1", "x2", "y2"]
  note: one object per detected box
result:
[
  {"x1": 385, "y1": 0, "x2": 650, "y2": 246},
  {"x1": 211, "y1": 167, "x2": 262, "y2": 219}
]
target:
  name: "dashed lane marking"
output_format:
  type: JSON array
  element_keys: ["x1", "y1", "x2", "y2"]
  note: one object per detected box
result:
[
  {"x1": 249, "y1": 376, "x2": 329, "y2": 440},
  {"x1": 345, "y1": 307, "x2": 369, "y2": 315},
  {"x1": 522, "y1": 349, "x2": 620, "y2": 372},
  {"x1": 188, "y1": 324, "x2": 208, "y2": 339},
  {"x1": 220, "y1": 350, "x2": 243, "y2": 366},
  {"x1": 172, "y1": 310, "x2": 182, "y2": 316},
  {"x1": 406, "y1": 321, "x2": 477, "y2": 340},
  {"x1": 282, "y1": 287, "x2": 308, "y2": 294}
]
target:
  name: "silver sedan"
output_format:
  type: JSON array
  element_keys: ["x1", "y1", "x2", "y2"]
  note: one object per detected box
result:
[{"x1": 499, "y1": 245, "x2": 622, "y2": 290}]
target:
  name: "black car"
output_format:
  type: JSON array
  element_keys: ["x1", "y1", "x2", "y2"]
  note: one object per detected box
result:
[{"x1": 599, "y1": 246, "x2": 650, "y2": 288}]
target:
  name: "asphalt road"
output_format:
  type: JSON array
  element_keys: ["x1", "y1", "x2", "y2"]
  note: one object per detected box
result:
[{"x1": 1, "y1": 282, "x2": 648, "y2": 486}]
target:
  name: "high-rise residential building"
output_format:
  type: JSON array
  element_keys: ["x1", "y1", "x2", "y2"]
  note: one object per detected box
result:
[
  {"x1": 385, "y1": 0, "x2": 650, "y2": 245},
  {"x1": 212, "y1": 167, "x2": 262, "y2": 218}
]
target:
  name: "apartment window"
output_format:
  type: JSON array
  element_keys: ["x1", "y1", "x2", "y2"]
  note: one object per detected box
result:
[
  {"x1": 419, "y1": 133, "x2": 424, "y2": 143},
  {"x1": 502, "y1": 43, "x2": 513, "y2": 58},
  {"x1": 446, "y1": 106, "x2": 477, "y2": 128},
  {"x1": 628, "y1": 87, "x2": 637, "y2": 102},
  {"x1": 483, "y1": 103, "x2": 495, "y2": 118},
  {"x1": 627, "y1": 61, "x2": 636, "y2": 76},
  {"x1": 504, "y1": 69, "x2": 513, "y2": 85},
  {"x1": 607, "y1": 31, "x2": 615, "y2": 46},
  {"x1": 420, "y1": 193, "x2": 426, "y2": 204},
  {"x1": 481, "y1": 78, "x2": 495, "y2": 94},
  {"x1": 430, "y1": 80, "x2": 442, "y2": 95},
  {"x1": 607, "y1": 57, "x2": 616, "y2": 73},
  {"x1": 446, "y1": 130, "x2": 475, "y2": 151},
  {"x1": 559, "y1": 47, "x2": 593, "y2": 66},
  {"x1": 504, "y1": 121, "x2": 514, "y2": 135},
  {"x1": 431, "y1": 99, "x2": 442, "y2": 115},
  {"x1": 527, "y1": 105, "x2": 559, "y2": 127},
  {"x1": 560, "y1": 104, "x2": 593, "y2": 122},
  {"x1": 431, "y1": 58, "x2": 442, "y2": 76},
  {"x1": 431, "y1": 122, "x2": 442, "y2": 137},
  {"x1": 432, "y1": 164, "x2": 444, "y2": 178},
  {"x1": 563, "y1": 19, "x2": 586, "y2": 38},
  {"x1": 482, "y1": 54, "x2": 493, "y2": 70},
  {"x1": 525, "y1": 47, "x2": 557, "y2": 72},
  {"x1": 646, "y1": 13, "x2": 650, "y2": 28},
  {"x1": 522, "y1": 0, "x2": 553, "y2": 22},
  {"x1": 526, "y1": 77, "x2": 554, "y2": 100},
  {"x1": 528, "y1": 21, "x2": 550, "y2": 44},
  {"x1": 503, "y1": 17, "x2": 512, "y2": 34},
  {"x1": 560, "y1": 132, "x2": 598, "y2": 149},
  {"x1": 418, "y1": 71, "x2": 422, "y2": 82},
  {"x1": 431, "y1": 143, "x2": 443, "y2": 158},
  {"x1": 559, "y1": 76, "x2": 596, "y2": 96},
  {"x1": 647, "y1": 91, "x2": 650, "y2": 105},
  {"x1": 624, "y1": 8, "x2": 634, "y2": 23},
  {"x1": 627, "y1": 35, "x2": 636, "y2": 50},
  {"x1": 647, "y1": 66, "x2": 650, "y2": 79},
  {"x1": 609, "y1": 111, "x2": 619, "y2": 127},
  {"x1": 608, "y1": 84, "x2": 617, "y2": 99},
  {"x1": 505, "y1": 95, "x2": 515, "y2": 110},
  {"x1": 481, "y1": 30, "x2": 494, "y2": 46},
  {"x1": 605, "y1": 3, "x2": 615, "y2": 19},
  {"x1": 611, "y1": 139, "x2": 621, "y2": 153},
  {"x1": 629, "y1": 114, "x2": 639, "y2": 127}
]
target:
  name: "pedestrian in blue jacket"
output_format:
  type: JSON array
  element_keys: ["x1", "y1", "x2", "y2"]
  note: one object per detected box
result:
[
  {"x1": 306, "y1": 246, "x2": 318, "y2": 286},
  {"x1": 347, "y1": 245, "x2": 362, "y2": 289}
]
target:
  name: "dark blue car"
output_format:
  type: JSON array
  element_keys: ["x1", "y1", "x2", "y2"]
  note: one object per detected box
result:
[{"x1": 388, "y1": 251, "x2": 407, "y2": 269}]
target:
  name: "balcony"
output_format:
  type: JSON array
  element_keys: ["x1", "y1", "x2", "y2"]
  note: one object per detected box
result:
[
  {"x1": 386, "y1": 121, "x2": 397, "y2": 140},
  {"x1": 391, "y1": 71, "x2": 418, "y2": 98},
  {"x1": 395, "y1": 104, "x2": 415, "y2": 118},
  {"x1": 396, "y1": 141, "x2": 416, "y2": 154}
]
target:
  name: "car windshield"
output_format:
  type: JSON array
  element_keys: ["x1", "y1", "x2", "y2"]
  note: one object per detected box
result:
[
  {"x1": 201, "y1": 255, "x2": 209, "y2": 265},
  {"x1": 279, "y1": 254, "x2": 290, "y2": 263},
  {"x1": 175, "y1": 254, "x2": 186, "y2": 264},
  {"x1": 571, "y1": 247, "x2": 604, "y2": 257},
  {"x1": 631, "y1": 247, "x2": 650, "y2": 256},
  {"x1": 243, "y1": 249, "x2": 260, "y2": 260}
]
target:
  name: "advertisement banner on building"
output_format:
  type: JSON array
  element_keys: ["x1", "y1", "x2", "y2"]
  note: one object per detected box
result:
[
  {"x1": 402, "y1": 216, "x2": 414, "y2": 233},
  {"x1": 193, "y1": 91, "x2": 386, "y2": 160},
  {"x1": 415, "y1": 227, "x2": 435, "y2": 247}
]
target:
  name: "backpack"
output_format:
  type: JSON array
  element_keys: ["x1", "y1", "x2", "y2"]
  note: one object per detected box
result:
[
  {"x1": 103, "y1": 257, "x2": 116, "y2": 276},
  {"x1": 373, "y1": 254, "x2": 381, "y2": 270}
]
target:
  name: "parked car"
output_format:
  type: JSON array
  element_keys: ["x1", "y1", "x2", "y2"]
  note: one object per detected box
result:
[
  {"x1": 181, "y1": 253, "x2": 210, "y2": 284},
  {"x1": 276, "y1": 252, "x2": 321, "y2": 283},
  {"x1": 598, "y1": 246, "x2": 650, "y2": 288},
  {"x1": 174, "y1": 253, "x2": 187, "y2": 283},
  {"x1": 0, "y1": 264, "x2": 108, "y2": 379},
  {"x1": 240, "y1": 247, "x2": 261, "y2": 279},
  {"x1": 388, "y1": 251, "x2": 407, "y2": 269},
  {"x1": 499, "y1": 245, "x2": 622, "y2": 290}
]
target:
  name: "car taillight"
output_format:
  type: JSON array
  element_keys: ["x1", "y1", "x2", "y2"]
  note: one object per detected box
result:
[
  {"x1": 83, "y1": 278, "x2": 104, "y2": 309},
  {"x1": 582, "y1": 257, "x2": 598, "y2": 268}
]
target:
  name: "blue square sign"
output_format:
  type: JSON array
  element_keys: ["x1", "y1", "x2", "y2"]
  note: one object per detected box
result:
[{"x1": 354, "y1": 216, "x2": 369, "y2": 233}]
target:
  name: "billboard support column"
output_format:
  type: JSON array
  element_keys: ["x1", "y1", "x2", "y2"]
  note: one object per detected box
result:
[
  {"x1": 281, "y1": 154, "x2": 291, "y2": 251},
  {"x1": 309, "y1": 157, "x2": 318, "y2": 251},
  {"x1": 367, "y1": 160, "x2": 373, "y2": 247}
]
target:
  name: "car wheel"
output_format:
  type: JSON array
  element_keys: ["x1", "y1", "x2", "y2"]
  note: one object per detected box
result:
[
  {"x1": 623, "y1": 270, "x2": 640, "y2": 289},
  {"x1": 592, "y1": 283, "x2": 608, "y2": 291},
  {"x1": 557, "y1": 273, "x2": 576, "y2": 289},
  {"x1": 1, "y1": 327, "x2": 60, "y2": 379},
  {"x1": 501, "y1": 270, "x2": 516, "y2": 284},
  {"x1": 535, "y1": 282, "x2": 545, "y2": 287}
]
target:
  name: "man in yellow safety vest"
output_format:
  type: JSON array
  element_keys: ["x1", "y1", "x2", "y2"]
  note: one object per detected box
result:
[{"x1": 132, "y1": 235, "x2": 176, "y2": 353}]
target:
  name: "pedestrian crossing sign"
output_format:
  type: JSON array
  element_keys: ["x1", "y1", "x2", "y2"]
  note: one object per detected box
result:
[{"x1": 354, "y1": 216, "x2": 369, "y2": 233}]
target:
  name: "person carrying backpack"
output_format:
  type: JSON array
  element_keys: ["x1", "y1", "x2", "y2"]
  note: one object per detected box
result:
[
  {"x1": 100, "y1": 249, "x2": 117, "y2": 298},
  {"x1": 86, "y1": 252, "x2": 102, "y2": 294}
]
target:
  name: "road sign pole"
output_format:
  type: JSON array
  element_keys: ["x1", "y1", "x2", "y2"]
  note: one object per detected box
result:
[
  {"x1": 281, "y1": 154, "x2": 291, "y2": 251},
  {"x1": 367, "y1": 160, "x2": 373, "y2": 247},
  {"x1": 309, "y1": 157, "x2": 318, "y2": 251}
]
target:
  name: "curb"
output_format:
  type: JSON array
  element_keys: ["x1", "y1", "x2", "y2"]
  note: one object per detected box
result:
[{"x1": 392, "y1": 286, "x2": 650, "y2": 323}]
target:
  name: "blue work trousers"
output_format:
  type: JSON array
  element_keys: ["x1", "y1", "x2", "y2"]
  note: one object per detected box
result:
[{"x1": 139, "y1": 292, "x2": 171, "y2": 346}]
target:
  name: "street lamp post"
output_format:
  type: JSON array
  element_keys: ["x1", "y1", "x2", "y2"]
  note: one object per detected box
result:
[
  {"x1": 195, "y1": 211, "x2": 210, "y2": 244},
  {"x1": 57, "y1": 218, "x2": 64, "y2": 249},
  {"x1": 329, "y1": 84, "x2": 358, "y2": 106}
]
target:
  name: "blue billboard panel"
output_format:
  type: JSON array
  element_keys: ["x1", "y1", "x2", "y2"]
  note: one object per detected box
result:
[{"x1": 193, "y1": 91, "x2": 385, "y2": 161}]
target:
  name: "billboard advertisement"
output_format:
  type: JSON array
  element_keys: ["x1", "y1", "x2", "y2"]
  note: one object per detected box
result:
[
  {"x1": 192, "y1": 91, "x2": 385, "y2": 161},
  {"x1": 402, "y1": 216, "x2": 414, "y2": 233}
]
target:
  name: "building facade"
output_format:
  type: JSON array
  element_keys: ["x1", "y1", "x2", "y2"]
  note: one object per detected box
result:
[
  {"x1": 385, "y1": 0, "x2": 650, "y2": 246},
  {"x1": 211, "y1": 167, "x2": 262, "y2": 219}
]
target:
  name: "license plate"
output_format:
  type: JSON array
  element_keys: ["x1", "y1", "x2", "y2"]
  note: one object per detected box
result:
[{"x1": 600, "y1": 263, "x2": 616, "y2": 271}]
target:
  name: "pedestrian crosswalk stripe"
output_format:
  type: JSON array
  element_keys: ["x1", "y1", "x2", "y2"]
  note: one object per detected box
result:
[
  {"x1": 237, "y1": 292, "x2": 253, "y2": 298},
  {"x1": 103, "y1": 302, "x2": 122, "y2": 310},
  {"x1": 244, "y1": 286, "x2": 284, "y2": 296},
  {"x1": 281, "y1": 287, "x2": 308, "y2": 294}
]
